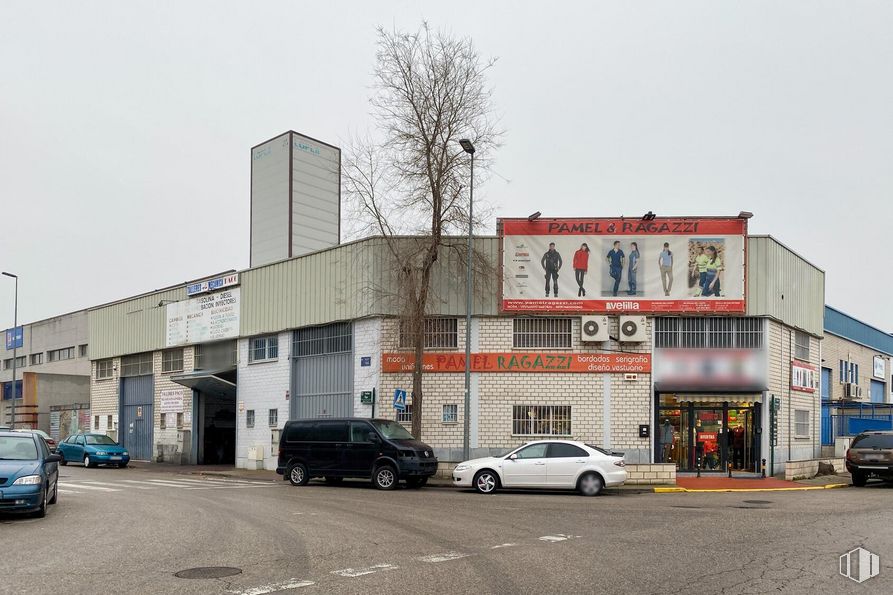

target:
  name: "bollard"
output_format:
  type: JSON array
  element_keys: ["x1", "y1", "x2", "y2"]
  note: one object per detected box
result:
[
  {"x1": 696, "y1": 455, "x2": 702, "y2": 478},
  {"x1": 728, "y1": 460, "x2": 732, "y2": 478},
  {"x1": 761, "y1": 458, "x2": 766, "y2": 479}
]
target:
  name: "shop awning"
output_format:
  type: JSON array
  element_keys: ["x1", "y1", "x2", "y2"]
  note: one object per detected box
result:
[
  {"x1": 675, "y1": 394, "x2": 763, "y2": 406},
  {"x1": 654, "y1": 383, "x2": 767, "y2": 394},
  {"x1": 170, "y1": 368, "x2": 237, "y2": 399}
]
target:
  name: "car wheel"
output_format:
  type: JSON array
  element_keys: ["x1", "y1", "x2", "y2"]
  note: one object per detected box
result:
[
  {"x1": 288, "y1": 463, "x2": 309, "y2": 486},
  {"x1": 324, "y1": 476, "x2": 343, "y2": 484},
  {"x1": 59, "y1": 453, "x2": 67, "y2": 466},
  {"x1": 473, "y1": 470, "x2": 499, "y2": 494},
  {"x1": 373, "y1": 465, "x2": 398, "y2": 490},
  {"x1": 578, "y1": 472, "x2": 604, "y2": 497},
  {"x1": 84, "y1": 455, "x2": 94, "y2": 468},
  {"x1": 118, "y1": 462, "x2": 128, "y2": 469},
  {"x1": 852, "y1": 471, "x2": 868, "y2": 487},
  {"x1": 406, "y1": 477, "x2": 428, "y2": 489},
  {"x1": 48, "y1": 482, "x2": 58, "y2": 505},
  {"x1": 33, "y1": 486, "x2": 48, "y2": 518}
]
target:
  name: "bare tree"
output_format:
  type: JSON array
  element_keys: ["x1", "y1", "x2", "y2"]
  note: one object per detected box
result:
[{"x1": 343, "y1": 24, "x2": 501, "y2": 438}]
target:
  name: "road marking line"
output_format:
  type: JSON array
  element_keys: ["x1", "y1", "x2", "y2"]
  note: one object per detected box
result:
[
  {"x1": 490, "y1": 543, "x2": 519, "y2": 549},
  {"x1": 416, "y1": 552, "x2": 471, "y2": 563},
  {"x1": 57, "y1": 483, "x2": 120, "y2": 492},
  {"x1": 228, "y1": 579, "x2": 315, "y2": 594},
  {"x1": 140, "y1": 479, "x2": 213, "y2": 488},
  {"x1": 57, "y1": 489, "x2": 82, "y2": 494},
  {"x1": 173, "y1": 477, "x2": 264, "y2": 485},
  {"x1": 332, "y1": 563, "x2": 398, "y2": 578},
  {"x1": 538, "y1": 534, "x2": 578, "y2": 542},
  {"x1": 78, "y1": 481, "x2": 155, "y2": 490},
  {"x1": 183, "y1": 484, "x2": 276, "y2": 490}
]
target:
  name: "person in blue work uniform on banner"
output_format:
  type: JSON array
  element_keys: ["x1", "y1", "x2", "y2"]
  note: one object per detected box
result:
[
  {"x1": 627, "y1": 241, "x2": 640, "y2": 296},
  {"x1": 606, "y1": 241, "x2": 625, "y2": 297}
]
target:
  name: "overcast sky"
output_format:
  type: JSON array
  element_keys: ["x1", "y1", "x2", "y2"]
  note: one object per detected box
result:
[{"x1": 2, "y1": 1, "x2": 891, "y2": 332}]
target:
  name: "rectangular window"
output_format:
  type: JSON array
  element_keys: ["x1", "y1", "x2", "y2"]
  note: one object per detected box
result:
[
  {"x1": 512, "y1": 405, "x2": 572, "y2": 436},
  {"x1": 794, "y1": 331, "x2": 810, "y2": 361},
  {"x1": 94, "y1": 415, "x2": 99, "y2": 430},
  {"x1": 399, "y1": 318, "x2": 459, "y2": 349},
  {"x1": 249, "y1": 335, "x2": 279, "y2": 363},
  {"x1": 442, "y1": 404, "x2": 458, "y2": 423},
  {"x1": 160, "y1": 413, "x2": 167, "y2": 430},
  {"x1": 268, "y1": 409, "x2": 278, "y2": 427},
  {"x1": 30, "y1": 353, "x2": 43, "y2": 365},
  {"x1": 794, "y1": 410, "x2": 810, "y2": 438},
  {"x1": 292, "y1": 322, "x2": 352, "y2": 357},
  {"x1": 397, "y1": 404, "x2": 413, "y2": 424},
  {"x1": 47, "y1": 347, "x2": 76, "y2": 362},
  {"x1": 121, "y1": 352, "x2": 153, "y2": 377},
  {"x1": 96, "y1": 359, "x2": 114, "y2": 380},
  {"x1": 513, "y1": 318, "x2": 572, "y2": 349},
  {"x1": 839, "y1": 360, "x2": 846, "y2": 383},
  {"x1": 79, "y1": 344, "x2": 88, "y2": 358},
  {"x1": 655, "y1": 317, "x2": 764, "y2": 349},
  {"x1": 854, "y1": 363, "x2": 859, "y2": 385},
  {"x1": 176, "y1": 412, "x2": 183, "y2": 429},
  {"x1": 194, "y1": 340, "x2": 238, "y2": 371},
  {"x1": 107, "y1": 415, "x2": 114, "y2": 431},
  {"x1": 13, "y1": 356, "x2": 25, "y2": 368},
  {"x1": 3, "y1": 358, "x2": 11, "y2": 370},
  {"x1": 792, "y1": 365, "x2": 815, "y2": 391},
  {"x1": 161, "y1": 349, "x2": 184, "y2": 373},
  {"x1": 246, "y1": 410, "x2": 255, "y2": 428}
]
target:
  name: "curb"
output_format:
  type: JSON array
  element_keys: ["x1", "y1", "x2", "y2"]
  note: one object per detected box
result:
[{"x1": 654, "y1": 483, "x2": 848, "y2": 493}]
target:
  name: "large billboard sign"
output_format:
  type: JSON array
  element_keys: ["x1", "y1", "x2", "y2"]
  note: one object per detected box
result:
[
  {"x1": 165, "y1": 287, "x2": 240, "y2": 347},
  {"x1": 500, "y1": 217, "x2": 746, "y2": 313}
]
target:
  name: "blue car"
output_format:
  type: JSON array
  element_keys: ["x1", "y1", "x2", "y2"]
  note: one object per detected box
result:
[
  {"x1": 0, "y1": 430, "x2": 61, "y2": 517},
  {"x1": 57, "y1": 433, "x2": 130, "y2": 468}
]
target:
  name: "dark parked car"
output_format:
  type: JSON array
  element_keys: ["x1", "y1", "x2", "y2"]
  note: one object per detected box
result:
[
  {"x1": 0, "y1": 430, "x2": 61, "y2": 517},
  {"x1": 846, "y1": 431, "x2": 893, "y2": 486},
  {"x1": 57, "y1": 433, "x2": 130, "y2": 468},
  {"x1": 276, "y1": 418, "x2": 438, "y2": 490}
]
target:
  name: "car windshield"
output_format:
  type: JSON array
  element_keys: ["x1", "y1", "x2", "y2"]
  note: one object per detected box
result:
[
  {"x1": 851, "y1": 434, "x2": 893, "y2": 449},
  {"x1": 86, "y1": 435, "x2": 117, "y2": 445},
  {"x1": 371, "y1": 420, "x2": 415, "y2": 440},
  {"x1": 0, "y1": 436, "x2": 39, "y2": 460}
]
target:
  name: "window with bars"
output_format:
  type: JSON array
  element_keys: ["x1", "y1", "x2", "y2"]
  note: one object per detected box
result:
[
  {"x1": 96, "y1": 359, "x2": 114, "y2": 380},
  {"x1": 397, "y1": 403, "x2": 413, "y2": 423},
  {"x1": 654, "y1": 317, "x2": 764, "y2": 349},
  {"x1": 94, "y1": 415, "x2": 99, "y2": 430},
  {"x1": 194, "y1": 341, "x2": 237, "y2": 371},
  {"x1": 47, "y1": 347, "x2": 75, "y2": 362},
  {"x1": 794, "y1": 331, "x2": 810, "y2": 361},
  {"x1": 249, "y1": 335, "x2": 279, "y2": 363},
  {"x1": 268, "y1": 408, "x2": 278, "y2": 427},
  {"x1": 161, "y1": 349, "x2": 184, "y2": 373},
  {"x1": 293, "y1": 322, "x2": 352, "y2": 357},
  {"x1": 121, "y1": 352, "x2": 153, "y2": 377},
  {"x1": 442, "y1": 404, "x2": 458, "y2": 423},
  {"x1": 30, "y1": 353, "x2": 43, "y2": 365},
  {"x1": 160, "y1": 413, "x2": 167, "y2": 430},
  {"x1": 79, "y1": 344, "x2": 88, "y2": 358},
  {"x1": 513, "y1": 318, "x2": 572, "y2": 349},
  {"x1": 399, "y1": 318, "x2": 459, "y2": 349},
  {"x1": 246, "y1": 410, "x2": 255, "y2": 428},
  {"x1": 512, "y1": 405, "x2": 572, "y2": 436},
  {"x1": 107, "y1": 415, "x2": 114, "y2": 431},
  {"x1": 794, "y1": 410, "x2": 810, "y2": 438}
]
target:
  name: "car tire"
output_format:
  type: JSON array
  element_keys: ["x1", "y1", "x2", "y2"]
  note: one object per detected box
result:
[
  {"x1": 118, "y1": 462, "x2": 128, "y2": 469},
  {"x1": 84, "y1": 455, "x2": 94, "y2": 468},
  {"x1": 287, "y1": 463, "x2": 309, "y2": 486},
  {"x1": 324, "y1": 476, "x2": 343, "y2": 484},
  {"x1": 33, "y1": 486, "x2": 48, "y2": 518},
  {"x1": 406, "y1": 477, "x2": 428, "y2": 489},
  {"x1": 852, "y1": 471, "x2": 868, "y2": 487},
  {"x1": 373, "y1": 465, "x2": 398, "y2": 490},
  {"x1": 59, "y1": 453, "x2": 67, "y2": 466},
  {"x1": 578, "y1": 472, "x2": 604, "y2": 497},
  {"x1": 48, "y1": 482, "x2": 58, "y2": 505},
  {"x1": 473, "y1": 470, "x2": 499, "y2": 494}
]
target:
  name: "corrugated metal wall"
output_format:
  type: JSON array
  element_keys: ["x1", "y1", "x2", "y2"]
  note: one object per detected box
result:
[
  {"x1": 88, "y1": 288, "x2": 187, "y2": 360},
  {"x1": 746, "y1": 236, "x2": 824, "y2": 336},
  {"x1": 824, "y1": 306, "x2": 893, "y2": 354}
]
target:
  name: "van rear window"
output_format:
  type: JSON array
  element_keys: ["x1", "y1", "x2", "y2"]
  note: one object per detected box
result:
[{"x1": 851, "y1": 434, "x2": 893, "y2": 449}]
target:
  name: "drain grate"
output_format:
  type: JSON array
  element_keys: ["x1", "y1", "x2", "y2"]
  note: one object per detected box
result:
[{"x1": 174, "y1": 567, "x2": 242, "y2": 579}]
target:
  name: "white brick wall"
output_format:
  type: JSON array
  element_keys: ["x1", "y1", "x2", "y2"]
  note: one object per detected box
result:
[
  {"x1": 89, "y1": 358, "x2": 120, "y2": 438},
  {"x1": 236, "y1": 332, "x2": 291, "y2": 470},
  {"x1": 353, "y1": 318, "x2": 382, "y2": 416}
]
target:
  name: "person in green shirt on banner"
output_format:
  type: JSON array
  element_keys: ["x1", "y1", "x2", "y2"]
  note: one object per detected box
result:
[
  {"x1": 702, "y1": 245, "x2": 723, "y2": 297},
  {"x1": 691, "y1": 246, "x2": 710, "y2": 296}
]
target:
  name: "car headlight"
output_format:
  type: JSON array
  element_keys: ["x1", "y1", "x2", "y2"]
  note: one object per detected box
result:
[
  {"x1": 95, "y1": 451, "x2": 107, "y2": 456},
  {"x1": 13, "y1": 475, "x2": 42, "y2": 486},
  {"x1": 454, "y1": 464, "x2": 470, "y2": 472},
  {"x1": 122, "y1": 451, "x2": 129, "y2": 456}
]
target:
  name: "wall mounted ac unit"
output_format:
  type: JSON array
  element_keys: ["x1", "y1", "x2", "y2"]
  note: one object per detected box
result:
[
  {"x1": 580, "y1": 316, "x2": 610, "y2": 342},
  {"x1": 843, "y1": 383, "x2": 863, "y2": 400},
  {"x1": 619, "y1": 316, "x2": 647, "y2": 342}
]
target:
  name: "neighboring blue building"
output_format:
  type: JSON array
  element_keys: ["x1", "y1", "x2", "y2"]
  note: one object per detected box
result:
[{"x1": 822, "y1": 306, "x2": 893, "y2": 445}]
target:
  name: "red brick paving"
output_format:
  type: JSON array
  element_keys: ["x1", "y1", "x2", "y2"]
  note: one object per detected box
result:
[{"x1": 676, "y1": 476, "x2": 802, "y2": 490}]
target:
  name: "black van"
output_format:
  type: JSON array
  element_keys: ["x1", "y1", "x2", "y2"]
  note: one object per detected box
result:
[{"x1": 276, "y1": 418, "x2": 438, "y2": 490}]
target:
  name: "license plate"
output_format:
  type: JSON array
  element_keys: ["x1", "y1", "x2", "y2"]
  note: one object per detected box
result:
[
  {"x1": 110, "y1": 456, "x2": 122, "y2": 461},
  {"x1": 864, "y1": 455, "x2": 883, "y2": 461}
]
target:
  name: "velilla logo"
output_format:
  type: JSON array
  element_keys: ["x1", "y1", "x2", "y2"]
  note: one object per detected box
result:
[{"x1": 606, "y1": 302, "x2": 641, "y2": 310}]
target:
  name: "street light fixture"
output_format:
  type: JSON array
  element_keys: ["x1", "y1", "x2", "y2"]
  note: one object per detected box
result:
[
  {"x1": 458, "y1": 139, "x2": 475, "y2": 462},
  {"x1": 2, "y1": 271, "x2": 18, "y2": 429}
]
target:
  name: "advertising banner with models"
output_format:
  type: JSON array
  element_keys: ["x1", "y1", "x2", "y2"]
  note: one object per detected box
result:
[{"x1": 500, "y1": 217, "x2": 746, "y2": 313}]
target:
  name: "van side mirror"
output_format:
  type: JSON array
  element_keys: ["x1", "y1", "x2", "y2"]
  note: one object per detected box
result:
[{"x1": 367, "y1": 432, "x2": 380, "y2": 443}]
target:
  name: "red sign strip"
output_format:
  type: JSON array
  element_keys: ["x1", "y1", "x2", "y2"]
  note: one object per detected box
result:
[
  {"x1": 502, "y1": 299, "x2": 746, "y2": 313},
  {"x1": 500, "y1": 217, "x2": 745, "y2": 236},
  {"x1": 382, "y1": 352, "x2": 651, "y2": 374}
]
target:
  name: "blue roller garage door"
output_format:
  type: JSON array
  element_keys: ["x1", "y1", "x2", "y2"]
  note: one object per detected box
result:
[{"x1": 870, "y1": 379, "x2": 885, "y2": 403}]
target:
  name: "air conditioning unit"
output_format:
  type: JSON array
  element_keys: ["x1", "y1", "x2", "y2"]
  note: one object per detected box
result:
[
  {"x1": 619, "y1": 316, "x2": 647, "y2": 342},
  {"x1": 580, "y1": 316, "x2": 610, "y2": 342},
  {"x1": 843, "y1": 383, "x2": 863, "y2": 400}
]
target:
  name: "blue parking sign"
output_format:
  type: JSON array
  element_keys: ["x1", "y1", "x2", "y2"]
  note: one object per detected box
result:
[{"x1": 393, "y1": 389, "x2": 407, "y2": 412}]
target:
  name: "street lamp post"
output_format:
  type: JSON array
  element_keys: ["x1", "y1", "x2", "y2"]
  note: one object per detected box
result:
[
  {"x1": 458, "y1": 139, "x2": 475, "y2": 461},
  {"x1": 2, "y1": 272, "x2": 18, "y2": 429}
]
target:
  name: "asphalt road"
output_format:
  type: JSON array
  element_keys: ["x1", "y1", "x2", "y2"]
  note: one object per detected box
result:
[{"x1": 2, "y1": 465, "x2": 892, "y2": 595}]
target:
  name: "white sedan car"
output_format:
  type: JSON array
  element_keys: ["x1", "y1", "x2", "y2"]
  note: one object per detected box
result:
[{"x1": 452, "y1": 440, "x2": 627, "y2": 496}]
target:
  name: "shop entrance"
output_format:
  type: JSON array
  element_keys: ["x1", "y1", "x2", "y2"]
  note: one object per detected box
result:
[{"x1": 656, "y1": 394, "x2": 761, "y2": 472}]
